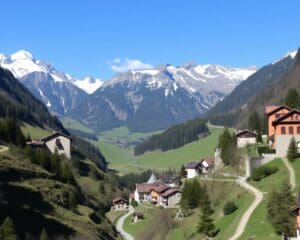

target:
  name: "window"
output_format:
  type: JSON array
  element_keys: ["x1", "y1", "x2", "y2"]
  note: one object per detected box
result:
[
  {"x1": 275, "y1": 114, "x2": 281, "y2": 119},
  {"x1": 281, "y1": 126, "x2": 286, "y2": 135},
  {"x1": 298, "y1": 127, "x2": 300, "y2": 134},
  {"x1": 289, "y1": 126, "x2": 294, "y2": 134},
  {"x1": 55, "y1": 138, "x2": 64, "y2": 150}
]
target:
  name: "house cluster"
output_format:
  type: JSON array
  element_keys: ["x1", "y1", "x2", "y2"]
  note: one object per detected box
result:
[
  {"x1": 184, "y1": 157, "x2": 214, "y2": 179},
  {"x1": 131, "y1": 173, "x2": 181, "y2": 207},
  {"x1": 26, "y1": 132, "x2": 72, "y2": 159},
  {"x1": 265, "y1": 105, "x2": 300, "y2": 156}
]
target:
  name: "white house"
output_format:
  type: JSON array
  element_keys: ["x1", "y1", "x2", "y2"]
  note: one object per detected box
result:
[
  {"x1": 111, "y1": 198, "x2": 128, "y2": 210},
  {"x1": 236, "y1": 130, "x2": 257, "y2": 148},
  {"x1": 184, "y1": 161, "x2": 202, "y2": 179},
  {"x1": 27, "y1": 132, "x2": 72, "y2": 159},
  {"x1": 200, "y1": 157, "x2": 214, "y2": 174}
]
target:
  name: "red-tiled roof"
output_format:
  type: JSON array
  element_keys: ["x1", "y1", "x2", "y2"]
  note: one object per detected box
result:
[
  {"x1": 272, "y1": 109, "x2": 300, "y2": 125},
  {"x1": 161, "y1": 188, "x2": 180, "y2": 197},
  {"x1": 201, "y1": 157, "x2": 214, "y2": 167},
  {"x1": 136, "y1": 183, "x2": 166, "y2": 193},
  {"x1": 265, "y1": 105, "x2": 291, "y2": 116}
]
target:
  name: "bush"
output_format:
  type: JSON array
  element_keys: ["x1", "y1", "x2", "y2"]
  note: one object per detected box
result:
[
  {"x1": 223, "y1": 201, "x2": 238, "y2": 215},
  {"x1": 251, "y1": 165, "x2": 278, "y2": 181},
  {"x1": 131, "y1": 199, "x2": 138, "y2": 208},
  {"x1": 257, "y1": 146, "x2": 276, "y2": 156}
]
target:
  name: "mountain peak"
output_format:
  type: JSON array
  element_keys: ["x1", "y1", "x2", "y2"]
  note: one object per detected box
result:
[{"x1": 11, "y1": 50, "x2": 34, "y2": 61}]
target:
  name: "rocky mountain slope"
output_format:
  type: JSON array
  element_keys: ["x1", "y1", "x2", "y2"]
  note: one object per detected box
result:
[
  {"x1": 68, "y1": 64, "x2": 255, "y2": 132},
  {"x1": 207, "y1": 50, "x2": 299, "y2": 128},
  {"x1": 0, "y1": 50, "x2": 103, "y2": 115}
]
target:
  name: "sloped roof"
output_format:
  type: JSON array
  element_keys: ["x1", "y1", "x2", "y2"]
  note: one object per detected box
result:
[
  {"x1": 147, "y1": 172, "x2": 159, "y2": 184},
  {"x1": 112, "y1": 198, "x2": 127, "y2": 204},
  {"x1": 42, "y1": 132, "x2": 72, "y2": 142},
  {"x1": 201, "y1": 157, "x2": 215, "y2": 167},
  {"x1": 161, "y1": 188, "x2": 180, "y2": 197},
  {"x1": 185, "y1": 161, "x2": 202, "y2": 169},
  {"x1": 272, "y1": 109, "x2": 300, "y2": 125},
  {"x1": 265, "y1": 105, "x2": 291, "y2": 116},
  {"x1": 236, "y1": 130, "x2": 257, "y2": 138}
]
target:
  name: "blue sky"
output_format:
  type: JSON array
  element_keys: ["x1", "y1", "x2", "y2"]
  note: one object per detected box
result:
[{"x1": 1, "y1": 0, "x2": 300, "y2": 79}]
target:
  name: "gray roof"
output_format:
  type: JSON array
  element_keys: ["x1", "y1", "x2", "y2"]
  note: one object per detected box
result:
[
  {"x1": 147, "y1": 172, "x2": 159, "y2": 184},
  {"x1": 185, "y1": 161, "x2": 202, "y2": 169}
]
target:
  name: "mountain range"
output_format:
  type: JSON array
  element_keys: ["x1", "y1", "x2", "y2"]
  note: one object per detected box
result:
[{"x1": 0, "y1": 50, "x2": 255, "y2": 132}]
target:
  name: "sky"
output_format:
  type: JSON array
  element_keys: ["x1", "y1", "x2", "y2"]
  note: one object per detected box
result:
[{"x1": 1, "y1": 0, "x2": 300, "y2": 80}]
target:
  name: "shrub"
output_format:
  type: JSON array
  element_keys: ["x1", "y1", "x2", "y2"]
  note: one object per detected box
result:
[
  {"x1": 257, "y1": 146, "x2": 276, "y2": 156},
  {"x1": 251, "y1": 165, "x2": 278, "y2": 181},
  {"x1": 131, "y1": 199, "x2": 138, "y2": 208},
  {"x1": 223, "y1": 201, "x2": 238, "y2": 215}
]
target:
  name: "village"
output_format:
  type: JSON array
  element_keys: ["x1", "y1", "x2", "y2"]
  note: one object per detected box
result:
[
  {"x1": 13, "y1": 104, "x2": 300, "y2": 240},
  {"x1": 108, "y1": 105, "x2": 300, "y2": 240}
]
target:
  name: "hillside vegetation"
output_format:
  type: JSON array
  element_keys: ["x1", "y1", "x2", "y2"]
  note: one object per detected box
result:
[
  {"x1": 206, "y1": 50, "x2": 298, "y2": 128},
  {"x1": 134, "y1": 118, "x2": 209, "y2": 155},
  {"x1": 0, "y1": 67, "x2": 65, "y2": 132}
]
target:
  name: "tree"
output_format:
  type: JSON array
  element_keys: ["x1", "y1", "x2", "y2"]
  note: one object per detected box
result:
[
  {"x1": 99, "y1": 182, "x2": 106, "y2": 194},
  {"x1": 0, "y1": 217, "x2": 17, "y2": 240},
  {"x1": 198, "y1": 212, "x2": 217, "y2": 239},
  {"x1": 284, "y1": 89, "x2": 300, "y2": 109},
  {"x1": 287, "y1": 137, "x2": 298, "y2": 161},
  {"x1": 267, "y1": 184, "x2": 295, "y2": 236},
  {"x1": 256, "y1": 132, "x2": 263, "y2": 143},
  {"x1": 248, "y1": 111, "x2": 261, "y2": 132},
  {"x1": 219, "y1": 129, "x2": 236, "y2": 165},
  {"x1": 39, "y1": 229, "x2": 49, "y2": 240}
]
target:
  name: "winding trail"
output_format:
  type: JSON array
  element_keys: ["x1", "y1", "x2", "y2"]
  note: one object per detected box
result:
[
  {"x1": 282, "y1": 157, "x2": 296, "y2": 190},
  {"x1": 228, "y1": 176, "x2": 263, "y2": 240},
  {"x1": 200, "y1": 175, "x2": 263, "y2": 240},
  {"x1": 115, "y1": 207, "x2": 134, "y2": 240}
]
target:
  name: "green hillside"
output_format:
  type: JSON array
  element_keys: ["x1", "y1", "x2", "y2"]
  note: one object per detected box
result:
[
  {"x1": 240, "y1": 159, "x2": 289, "y2": 240},
  {"x1": 95, "y1": 126, "x2": 224, "y2": 175}
]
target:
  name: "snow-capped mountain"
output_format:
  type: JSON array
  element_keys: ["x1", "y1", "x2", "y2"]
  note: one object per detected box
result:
[
  {"x1": 0, "y1": 50, "x2": 103, "y2": 115},
  {"x1": 68, "y1": 64, "x2": 256, "y2": 132},
  {"x1": 0, "y1": 50, "x2": 256, "y2": 132}
]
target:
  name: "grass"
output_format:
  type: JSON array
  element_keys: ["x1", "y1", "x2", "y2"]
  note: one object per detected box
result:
[
  {"x1": 93, "y1": 126, "x2": 224, "y2": 175},
  {"x1": 106, "y1": 210, "x2": 127, "y2": 224},
  {"x1": 21, "y1": 123, "x2": 51, "y2": 139},
  {"x1": 291, "y1": 158, "x2": 300, "y2": 189},
  {"x1": 240, "y1": 158, "x2": 289, "y2": 240},
  {"x1": 136, "y1": 127, "x2": 224, "y2": 171},
  {"x1": 61, "y1": 117, "x2": 94, "y2": 133},
  {"x1": 166, "y1": 180, "x2": 252, "y2": 240},
  {"x1": 123, "y1": 204, "x2": 155, "y2": 237}
]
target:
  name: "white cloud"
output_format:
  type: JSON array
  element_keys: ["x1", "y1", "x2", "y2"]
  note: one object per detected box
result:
[{"x1": 109, "y1": 58, "x2": 153, "y2": 72}]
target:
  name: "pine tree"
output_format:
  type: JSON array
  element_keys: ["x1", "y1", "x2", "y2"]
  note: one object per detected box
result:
[
  {"x1": 287, "y1": 137, "x2": 298, "y2": 161},
  {"x1": 248, "y1": 111, "x2": 261, "y2": 132},
  {"x1": 284, "y1": 89, "x2": 300, "y2": 109},
  {"x1": 39, "y1": 228, "x2": 49, "y2": 240},
  {"x1": 256, "y1": 132, "x2": 263, "y2": 143},
  {"x1": 267, "y1": 184, "x2": 295, "y2": 236},
  {"x1": 0, "y1": 217, "x2": 17, "y2": 240},
  {"x1": 219, "y1": 129, "x2": 236, "y2": 165},
  {"x1": 198, "y1": 212, "x2": 217, "y2": 239}
]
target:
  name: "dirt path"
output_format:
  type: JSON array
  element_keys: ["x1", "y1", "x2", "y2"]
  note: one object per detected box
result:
[
  {"x1": 0, "y1": 146, "x2": 9, "y2": 153},
  {"x1": 228, "y1": 176, "x2": 263, "y2": 240},
  {"x1": 115, "y1": 207, "x2": 134, "y2": 240},
  {"x1": 282, "y1": 157, "x2": 296, "y2": 190}
]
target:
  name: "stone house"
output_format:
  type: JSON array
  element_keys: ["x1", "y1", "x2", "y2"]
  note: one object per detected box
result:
[
  {"x1": 27, "y1": 132, "x2": 72, "y2": 159},
  {"x1": 236, "y1": 130, "x2": 257, "y2": 148}
]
